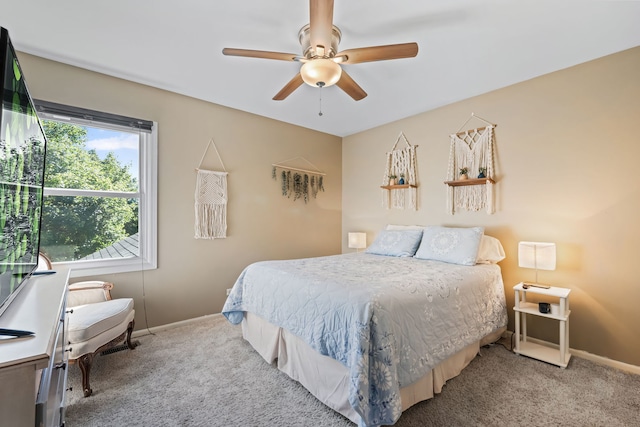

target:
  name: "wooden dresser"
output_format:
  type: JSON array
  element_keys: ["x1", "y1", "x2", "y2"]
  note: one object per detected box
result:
[{"x1": 0, "y1": 268, "x2": 70, "y2": 427}]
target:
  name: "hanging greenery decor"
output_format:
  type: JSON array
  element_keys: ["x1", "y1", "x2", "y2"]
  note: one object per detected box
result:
[
  {"x1": 293, "y1": 173, "x2": 303, "y2": 201},
  {"x1": 272, "y1": 162, "x2": 325, "y2": 204},
  {"x1": 281, "y1": 170, "x2": 287, "y2": 196}
]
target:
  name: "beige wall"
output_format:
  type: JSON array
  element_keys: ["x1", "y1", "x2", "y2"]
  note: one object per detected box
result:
[
  {"x1": 342, "y1": 47, "x2": 640, "y2": 366},
  {"x1": 18, "y1": 52, "x2": 342, "y2": 328},
  {"x1": 18, "y1": 46, "x2": 640, "y2": 367}
]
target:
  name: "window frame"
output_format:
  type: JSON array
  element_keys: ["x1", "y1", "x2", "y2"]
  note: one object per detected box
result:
[{"x1": 36, "y1": 102, "x2": 157, "y2": 278}]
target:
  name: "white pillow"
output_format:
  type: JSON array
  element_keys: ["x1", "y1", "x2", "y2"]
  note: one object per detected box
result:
[
  {"x1": 365, "y1": 229, "x2": 424, "y2": 257},
  {"x1": 476, "y1": 235, "x2": 506, "y2": 264},
  {"x1": 386, "y1": 224, "x2": 426, "y2": 231},
  {"x1": 414, "y1": 226, "x2": 484, "y2": 266}
]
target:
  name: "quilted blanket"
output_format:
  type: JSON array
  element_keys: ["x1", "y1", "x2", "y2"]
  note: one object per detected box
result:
[{"x1": 222, "y1": 253, "x2": 507, "y2": 427}]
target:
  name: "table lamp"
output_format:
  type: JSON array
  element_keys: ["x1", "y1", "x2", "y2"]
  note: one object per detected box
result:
[
  {"x1": 518, "y1": 241, "x2": 556, "y2": 288},
  {"x1": 348, "y1": 232, "x2": 367, "y2": 253}
]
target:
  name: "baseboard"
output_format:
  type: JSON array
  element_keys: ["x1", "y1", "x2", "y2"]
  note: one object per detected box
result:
[
  {"x1": 132, "y1": 313, "x2": 224, "y2": 338},
  {"x1": 519, "y1": 334, "x2": 640, "y2": 375}
]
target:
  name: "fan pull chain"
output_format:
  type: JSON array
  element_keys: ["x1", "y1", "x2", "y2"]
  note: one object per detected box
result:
[{"x1": 317, "y1": 82, "x2": 324, "y2": 116}]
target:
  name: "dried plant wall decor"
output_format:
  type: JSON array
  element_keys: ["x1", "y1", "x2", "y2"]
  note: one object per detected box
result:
[{"x1": 272, "y1": 157, "x2": 325, "y2": 203}]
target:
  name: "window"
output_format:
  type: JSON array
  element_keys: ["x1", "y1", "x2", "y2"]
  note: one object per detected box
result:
[{"x1": 35, "y1": 100, "x2": 157, "y2": 277}]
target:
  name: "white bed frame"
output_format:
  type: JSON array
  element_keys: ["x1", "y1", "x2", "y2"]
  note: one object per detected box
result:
[{"x1": 242, "y1": 311, "x2": 505, "y2": 424}]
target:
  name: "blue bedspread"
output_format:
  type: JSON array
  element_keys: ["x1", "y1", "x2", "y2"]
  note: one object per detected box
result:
[{"x1": 222, "y1": 253, "x2": 507, "y2": 427}]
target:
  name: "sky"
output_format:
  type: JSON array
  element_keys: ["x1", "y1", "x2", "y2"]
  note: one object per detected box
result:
[{"x1": 85, "y1": 127, "x2": 139, "y2": 180}]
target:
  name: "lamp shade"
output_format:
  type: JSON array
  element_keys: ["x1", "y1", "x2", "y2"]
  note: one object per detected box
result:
[
  {"x1": 518, "y1": 242, "x2": 556, "y2": 270},
  {"x1": 348, "y1": 232, "x2": 367, "y2": 250},
  {"x1": 300, "y1": 59, "x2": 342, "y2": 88}
]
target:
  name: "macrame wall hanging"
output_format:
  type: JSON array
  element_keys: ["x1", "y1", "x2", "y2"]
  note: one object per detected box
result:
[
  {"x1": 195, "y1": 138, "x2": 228, "y2": 239},
  {"x1": 271, "y1": 156, "x2": 325, "y2": 203},
  {"x1": 381, "y1": 132, "x2": 419, "y2": 210},
  {"x1": 446, "y1": 113, "x2": 497, "y2": 214}
]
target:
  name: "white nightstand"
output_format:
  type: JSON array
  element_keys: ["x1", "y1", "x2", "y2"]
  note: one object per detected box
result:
[{"x1": 513, "y1": 282, "x2": 571, "y2": 368}]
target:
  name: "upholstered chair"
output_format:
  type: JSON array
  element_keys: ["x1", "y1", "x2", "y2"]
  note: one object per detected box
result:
[{"x1": 38, "y1": 253, "x2": 137, "y2": 397}]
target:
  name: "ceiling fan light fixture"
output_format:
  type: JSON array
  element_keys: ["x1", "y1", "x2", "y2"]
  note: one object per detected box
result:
[{"x1": 300, "y1": 59, "x2": 342, "y2": 88}]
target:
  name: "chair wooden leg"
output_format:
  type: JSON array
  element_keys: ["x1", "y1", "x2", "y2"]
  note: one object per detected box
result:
[
  {"x1": 76, "y1": 319, "x2": 136, "y2": 398},
  {"x1": 78, "y1": 353, "x2": 94, "y2": 397},
  {"x1": 125, "y1": 319, "x2": 136, "y2": 349}
]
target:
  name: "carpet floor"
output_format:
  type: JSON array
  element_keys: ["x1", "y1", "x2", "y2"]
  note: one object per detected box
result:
[{"x1": 65, "y1": 315, "x2": 640, "y2": 426}]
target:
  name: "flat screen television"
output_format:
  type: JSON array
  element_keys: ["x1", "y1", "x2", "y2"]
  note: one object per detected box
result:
[{"x1": 0, "y1": 27, "x2": 47, "y2": 319}]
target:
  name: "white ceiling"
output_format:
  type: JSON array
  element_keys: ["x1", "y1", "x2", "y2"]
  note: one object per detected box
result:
[{"x1": 3, "y1": 1, "x2": 640, "y2": 137}]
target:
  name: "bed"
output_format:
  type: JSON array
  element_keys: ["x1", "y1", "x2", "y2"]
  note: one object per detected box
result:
[{"x1": 222, "y1": 226, "x2": 508, "y2": 427}]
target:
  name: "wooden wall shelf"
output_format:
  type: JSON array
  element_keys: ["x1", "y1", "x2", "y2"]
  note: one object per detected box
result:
[
  {"x1": 444, "y1": 178, "x2": 494, "y2": 187},
  {"x1": 380, "y1": 184, "x2": 418, "y2": 190}
]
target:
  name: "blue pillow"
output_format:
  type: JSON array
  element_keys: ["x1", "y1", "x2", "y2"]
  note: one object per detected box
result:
[
  {"x1": 365, "y1": 229, "x2": 423, "y2": 257},
  {"x1": 414, "y1": 226, "x2": 484, "y2": 266}
]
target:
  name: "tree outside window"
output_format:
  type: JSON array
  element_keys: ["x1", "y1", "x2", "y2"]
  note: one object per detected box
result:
[{"x1": 40, "y1": 120, "x2": 139, "y2": 262}]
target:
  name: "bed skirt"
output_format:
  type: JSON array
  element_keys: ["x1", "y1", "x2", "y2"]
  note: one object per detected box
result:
[{"x1": 242, "y1": 311, "x2": 505, "y2": 425}]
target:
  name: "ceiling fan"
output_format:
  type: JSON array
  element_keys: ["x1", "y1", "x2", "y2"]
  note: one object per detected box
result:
[{"x1": 222, "y1": 0, "x2": 419, "y2": 101}]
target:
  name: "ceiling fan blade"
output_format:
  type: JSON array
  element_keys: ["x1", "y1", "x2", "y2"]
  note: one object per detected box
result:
[
  {"x1": 309, "y1": 0, "x2": 334, "y2": 55},
  {"x1": 336, "y1": 70, "x2": 367, "y2": 101},
  {"x1": 273, "y1": 73, "x2": 305, "y2": 101},
  {"x1": 222, "y1": 48, "x2": 299, "y2": 62},
  {"x1": 336, "y1": 42, "x2": 418, "y2": 64}
]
